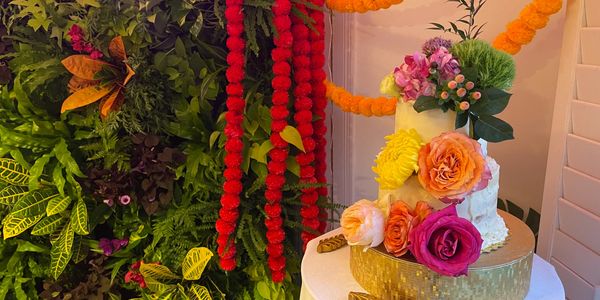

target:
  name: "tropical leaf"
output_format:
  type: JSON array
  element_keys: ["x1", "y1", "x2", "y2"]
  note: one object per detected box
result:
[
  {"x1": 71, "y1": 235, "x2": 88, "y2": 263},
  {"x1": 50, "y1": 222, "x2": 74, "y2": 279},
  {"x1": 52, "y1": 165, "x2": 66, "y2": 196},
  {"x1": 280, "y1": 126, "x2": 305, "y2": 152},
  {"x1": 140, "y1": 263, "x2": 181, "y2": 281},
  {"x1": 2, "y1": 214, "x2": 44, "y2": 239},
  {"x1": 12, "y1": 188, "x2": 58, "y2": 217},
  {"x1": 0, "y1": 158, "x2": 30, "y2": 186},
  {"x1": 28, "y1": 153, "x2": 52, "y2": 190},
  {"x1": 189, "y1": 284, "x2": 212, "y2": 300},
  {"x1": 143, "y1": 276, "x2": 176, "y2": 294},
  {"x1": 99, "y1": 88, "x2": 123, "y2": 119},
  {"x1": 0, "y1": 185, "x2": 29, "y2": 206},
  {"x1": 70, "y1": 198, "x2": 89, "y2": 235},
  {"x1": 61, "y1": 55, "x2": 114, "y2": 80},
  {"x1": 109, "y1": 36, "x2": 127, "y2": 61},
  {"x1": 182, "y1": 247, "x2": 213, "y2": 280},
  {"x1": 61, "y1": 84, "x2": 115, "y2": 113},
  {"x1": 46, "y1": 195, "x2": 72, "y2": 216},
  {"x1": 31, "y1": 214, "x2": 65, "y2": 236},
  {"x1": 54, "y1": 139, "x2": 86, "y2": 177}
]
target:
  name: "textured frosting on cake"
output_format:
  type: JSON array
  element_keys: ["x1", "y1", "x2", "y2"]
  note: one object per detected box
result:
[{"x1": 376, "y1": 99, "x2": 508, "y2": 251}]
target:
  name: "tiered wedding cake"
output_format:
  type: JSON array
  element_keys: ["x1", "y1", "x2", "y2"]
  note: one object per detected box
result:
[{"x1": 339, "y1": 38, "x2": 535, "y2": 299}]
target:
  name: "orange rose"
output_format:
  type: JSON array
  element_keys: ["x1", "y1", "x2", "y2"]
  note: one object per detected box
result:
[
  {"x1": 413, "y1": 201, "x2": 433, "y2": 227},
  {"x1": 417, "y1": 132, "x2": 488, "y2": 202},
  {"x1": 383, "y1": 201, "x2": 414, "y2": 257}
]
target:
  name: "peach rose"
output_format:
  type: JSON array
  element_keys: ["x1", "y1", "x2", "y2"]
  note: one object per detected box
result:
[
  {"x1": 383, "y1": 201, "x2": 414, "y2": 257},
  {"x1": 341, "y1": 200, "x2": 385, "y2": 248},
  {"x1": 417, "y1": 132, "x2": 489, "y2": 202}
]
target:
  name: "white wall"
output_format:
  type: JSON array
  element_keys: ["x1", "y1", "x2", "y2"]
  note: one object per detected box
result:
[{"x1": 330, "y1": 0, "x2": 566, "y2": 212}]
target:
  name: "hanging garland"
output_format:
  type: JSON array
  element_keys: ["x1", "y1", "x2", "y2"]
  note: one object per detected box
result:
[
  {"x1": 265, "y1": 0, "x2": 293, "y2": 283},
  {"x1": 493, "y1": 0, "x2": 562, "y2": 55},
  {"x1": 216, "y1": 0, "x2": 246, "y2": 271},
  {"x1": 291, "y1": 2, "x2": 320, "y2": 249},
  {"x1": 309, "y1": 0, "x2": 330, "y2": 237},
  {"x1": 325, "y1": 0, "x2": 563, "y2": 115},
  {"x1": 325, "y1": 0, "x2": 404, "y2": 13},
  {"x1": 325, "y1": 80, "x2": 397, "y2": 117}
]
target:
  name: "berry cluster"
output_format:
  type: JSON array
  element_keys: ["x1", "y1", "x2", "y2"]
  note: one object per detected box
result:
[{"x1": 67, "y1": 25, "x2": 103, "y2": 59}]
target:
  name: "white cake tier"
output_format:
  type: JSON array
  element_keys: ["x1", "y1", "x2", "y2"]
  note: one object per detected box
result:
[{"x1": 376, "y1": 99, "x2": 508, "y2": 251}]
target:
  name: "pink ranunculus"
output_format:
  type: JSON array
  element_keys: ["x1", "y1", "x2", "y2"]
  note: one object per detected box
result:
[
  {"x1": 408, "y1": 205, "x2": 482, "y2": 277},
  {"x1": 429, "y1": 47, "x2": 460, "y2": 81},
  {"x1": 393, "y1": 52, "x2": 432, "y2": 101},
  {"x1": 341, "y1": 200, "x2": 385, "y2": 248}
]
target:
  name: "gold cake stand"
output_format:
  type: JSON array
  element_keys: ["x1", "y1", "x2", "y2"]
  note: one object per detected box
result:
[{"x1": 349, "y1": 210, "x2": 535, "y2": 300}]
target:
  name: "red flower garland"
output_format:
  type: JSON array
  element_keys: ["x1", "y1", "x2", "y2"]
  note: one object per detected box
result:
[
  {"x1": 292, "y1": 3, "x2": 320, "y2": 250},
  {"x1": 265, "y1": 0, "x2": 293, "y2": 283},
  {"x1": 216, "y1": 0, "x2": 246, "y2": 272},
  {"x1": 308, "y1": 0, "x2": 329, "y2": 238}
]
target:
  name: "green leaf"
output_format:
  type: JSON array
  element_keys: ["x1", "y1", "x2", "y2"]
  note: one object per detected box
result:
[
  {"x1": 280, "y1": 126, "x2": 305, "y2": 152},
  {"x1": 455, "y1": 112, "x2": 469, "y2": 129},
  {"x1": 31, "y1": 214, "x2": 65, "y2": 236},
  {"x1": 0, "y1": 186, "x2": 29, "y2": 206},
  {"x1": 413, "y1": 96, "x2": 439, "y2": 113},
  {"x1": 70, "y1": 198, "x2": 89, "y2": 235},
  {"x1": 474, "y1": 115, "x2": 514, "y2": 143},
  {"x1": 16, "y1": 240, "x2": 47, "y2": 253},
  {"x1": 256, "y1": 281, "x2": 271, "y2": 299},
  {"x1": 52, "y1": 165, "x2": 66, "y2": 196},
  {"x1": 182, "y1": 247, "x2": 213, "y2": 281},
  {"x1": 76, "y1": 0, "x2": 101, "y2": 7},
  {"x1": 0, "y1": 158, "x2": 30, "y2": 186},
  {"x1": 189, "y1": 284, "x2": 212, "y2": 300},
  {"x1": 286, "y1": 156, "x2": 300, "y2": 177},
  {"x1": 50, "y1": 223, "x2": 74, "y2": 279},
  {"x1": 143, "y1": 276, "x2": 176, "y2": 294},
  {"x1": 46, "y1": 195, "x2": 72, "y2": 216},
  {"x1": 12, "y1": 188, "x2": 58, "y2": 217},
  {"x1": 28, "y1": 154, "x2": 51, "y2": 190},
  {"x1": 470, "y1": 88, "x2": 511, "y2": 116},
  {"x1": 209, "y1": 132, "x2": 220, "y2": 149},
  {"x1": 110, "y1": 258, "x2": 129, "y2": 285},
  {"x1": 53, "y1": 139, "x2": 86, "y2": 178},
  {"x1": 249, "y1": 140, "x2": 274, "y2": 164},
  {"x1": 3, "y1": 214, "x2": 44, "y2": 239},
  {"x1": 71, "y1": 236, "x2": 87, "y2": 263},
  {"x1": 190, "y1": 13, "x2": 203, "y2": 37},
  {"x1": 140, "y1": 263, "x2": 181, "y2": 281}
]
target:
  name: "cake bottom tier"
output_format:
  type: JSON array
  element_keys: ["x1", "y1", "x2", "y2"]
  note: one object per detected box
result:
[{"x1": 349, "y1": 210, "x2": 535, "y2": 300}]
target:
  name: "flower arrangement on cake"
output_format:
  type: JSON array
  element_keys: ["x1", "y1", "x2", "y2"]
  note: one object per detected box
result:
[{"x1": 340, "y1": 0, "x2": 518, "y2": 278}]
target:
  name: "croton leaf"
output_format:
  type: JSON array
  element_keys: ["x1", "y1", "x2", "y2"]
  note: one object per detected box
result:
[
  {"x1": 50, "y1": 222, "x2": 74, "y2": 279},
  {"x1": 189, "y1": 284, "x2": 212, "y2": 300},
  {"x1": 140, "y1": 263, "x2": 180, "y2": 281},
  {"x1": 182, "y1": 247, "x2": 213, "y2": 281},
  {"x1": 70, "y1": 198, "x2": 89, "y2": 235},
  {"x1": 31, "y1": 214, "x2": 66, "y2": 236},
  {"x1": 61, "y1": 55, "x2": 114, "y2": 81},
  {"x1": 12, "y1": 188, "x2": 58, "y2": 217},
  {"x1": 0, "y1": 185, "x2": 29, "y2": 206},
  {"x1": 109, "y1": 36, "x2": 127, "y2": 61},
  {"x1": 0, "y1": 158, "x2": 30, "y2": 186},
  {"x1": 2, "y1": 213, "x2": 44, "y2": 239},
  {"x1": 61, "y1": 84, "x2": 115, "y2": 113},
  {"x1": 46, "y1": 195, "x2": 72, "y2": 216}
]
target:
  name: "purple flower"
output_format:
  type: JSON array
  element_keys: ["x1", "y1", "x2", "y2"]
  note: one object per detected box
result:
[
  {"x1": 99, "y1": 238, "x2": 129, "y2": 256},
  {"x1": 119, "y1": 195, "x2": 131, "y2": 205},
  {"x1": 393, "y1": 52, "x2": 435, "y2": 101},
  {"x1": 422, "y1": 37, "x2": 453, "y2": 56},
  {"x1": 408, "y1": 205, "x2": 482, "y2": 277},
  {"x1": 429, "y1": 47, "x2": 461, "y2": 81}
]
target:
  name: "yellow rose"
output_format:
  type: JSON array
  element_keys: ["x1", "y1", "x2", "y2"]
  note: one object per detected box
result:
[{"x1": 373, "y1": 129, "x2": 423, "y2": 190}]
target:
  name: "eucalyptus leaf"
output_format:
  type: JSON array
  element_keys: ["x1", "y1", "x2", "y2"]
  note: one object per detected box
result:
[
  {"x1": 413, "y1": 96, "x2": 439, "y2": 113},
  {"x1": 474, "y1": 115, "x2": 514, "y2": 143}
]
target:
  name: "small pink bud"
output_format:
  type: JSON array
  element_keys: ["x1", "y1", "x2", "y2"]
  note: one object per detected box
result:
[
  {"x1": 440, "y1": 91, "x2": 449, "y2": 99},
  {"x1": 447, "y1": 81, "x2": 458, "y2": 89},
  {"x1": 460, "y1": 101, "x2": 470, "y2": 111},
  {"x1": 472, "y1": 91, "x2": 482, "y2": 100},
  {"x1": 119, "y1": 195, "x2": 131, "y2": 205},
  {"x1": 455, "y1": 74, "x2": 465, "y2": 83},
  {"x1": 457, "y1": 88, "x2": 467, "y2": 98},
  {"x1": 465, "y1": 81, "x2": 475, "y2": 90},
  {"x1": 103, "y1": 198, "x2": 114, "y2": 207}
]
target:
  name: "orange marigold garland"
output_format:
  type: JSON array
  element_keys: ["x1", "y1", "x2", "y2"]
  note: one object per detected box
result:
[
  {"x1": 265, "y1": 0, "x2": 293, "y2": 283},
  {"x1": 216, "y1": 0, "x2": 246, "y2": 271},
  {"x1": 292, "y1": 2, "x2": 320, "y2": 249},
  {"x1": 325, "y1": 80, "x2": 397, "y2": 117},
  {"x1": 493, "y1": 0, "x2": 562, "y2": 55},
  {"x1": 326, "y1": 0, "x2": 404, "y2": 13}
]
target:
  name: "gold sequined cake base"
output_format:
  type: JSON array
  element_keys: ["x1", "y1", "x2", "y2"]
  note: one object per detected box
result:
[{"x1": 350, "y1": 210, "x2": 535, "y2": 300}]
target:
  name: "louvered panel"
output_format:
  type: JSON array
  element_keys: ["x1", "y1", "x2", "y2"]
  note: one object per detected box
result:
[
  {"x1": 581, "y1": 28, "x2": 600, "y2": 66},
  {"x1": 563, "y1": 167, "x2": 600, "y2": 217},
  {"x1": 553, "y1": 230, "x2": 600, "y2": 285},
  {"x1": 557, "y1": 198, "x2": 600, "y2": 253},
  {"x1": 567, "y1": 134, "x2": 600, "y2": 178},
  {"x1": 575, "y1": 64, "x2": 600, "y2": 104},
  {"x1": 572, "y1": 100, "x2": 600, "y2": 142},
  {"x1": 551, "y1": 258, "x2": 598, "y2": 300},
  {"x1": 585, "y1": 0, "x2": 600, "y2": 27}
]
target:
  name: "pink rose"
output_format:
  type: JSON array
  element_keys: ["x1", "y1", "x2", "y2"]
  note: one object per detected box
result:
[
  {"x1": 408, "y1": 205, "x2": 482, "y2": 277},
  {"x1": 341, "y1": 200, "x2": 385, "y2": 248}
]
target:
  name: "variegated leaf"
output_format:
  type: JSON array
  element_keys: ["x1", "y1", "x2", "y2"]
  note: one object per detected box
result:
[
  {"x1": 70, "y1": 198, "x2": 88, "y2": 235},
  {"x1": 46, "y1": 195, "x2": 72, "y2": 216},
  {"x1": 31, "y1": 214, "x2": 65, "y2": 236},
  {"x1": 0, "y1": 159, "x2": 29, "y2": 186},
  {"x1": 50, "y1": 222, "x2": 74, "y2": 279},
  {"x1": 182, "y1": 247, "x2": 213, "y2": 281},
  {"x1": 2, "y1": 213, "x2": 44, "y2": 239},
  {"x1": 189, "y1": 284, "x2": 212, "y2": 300},
  {"x1": 12, "y1": 188, "x2": 57, "y2": 217},
  {"x1": 0, "y1": 185, "x2": 28, "y2": 206},
  {"x1": 140, "y1": 263, "x2": 180, "y2": 281}
]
